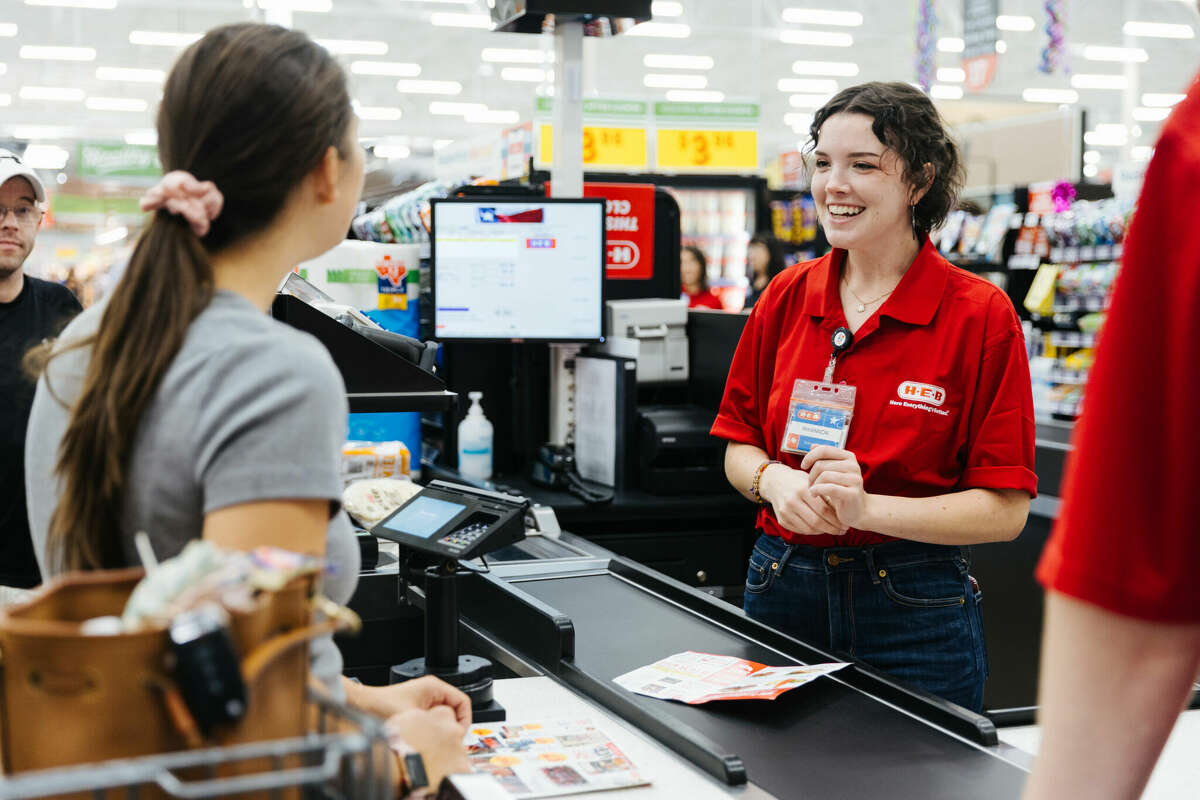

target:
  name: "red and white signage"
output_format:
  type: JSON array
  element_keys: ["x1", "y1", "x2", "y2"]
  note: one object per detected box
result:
[{"x1": 548, "y1": 182, "x2": 656, "y2": 280}]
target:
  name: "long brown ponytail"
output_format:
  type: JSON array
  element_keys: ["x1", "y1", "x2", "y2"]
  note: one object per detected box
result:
[{"x1": 44, "y1": 23, "x2": 352, "y2": 570}]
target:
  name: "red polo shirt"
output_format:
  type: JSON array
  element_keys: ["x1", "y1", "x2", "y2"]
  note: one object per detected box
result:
[
  {"x1": 712, "y1": 238, "x2": 1037, "y2": 547},
  {"x1": 1037, "y1": 75, "x2": 1200, "y2": 623}
]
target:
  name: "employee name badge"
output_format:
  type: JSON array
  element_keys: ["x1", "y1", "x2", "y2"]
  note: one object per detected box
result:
[{"x1": 781, "y1": 326, "x2": 857, "y2": 455}]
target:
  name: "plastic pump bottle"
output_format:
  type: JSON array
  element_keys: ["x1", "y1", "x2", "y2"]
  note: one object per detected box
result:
[{"x1": 457, "y1": 391, "x2": 494, "y2": 481}]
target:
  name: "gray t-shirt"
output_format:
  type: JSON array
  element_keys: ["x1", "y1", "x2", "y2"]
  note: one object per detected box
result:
[{"x1": 25, "y1": 290, "x2": 359, "y2": 695}]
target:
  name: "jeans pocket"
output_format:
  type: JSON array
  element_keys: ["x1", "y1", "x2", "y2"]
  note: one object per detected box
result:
[
  {"x1": 744, "y1": 550, "x2": 777, "y2": 595},
  {"x1": 878, "y1": 563, "x2": 966, "y2": 609}
]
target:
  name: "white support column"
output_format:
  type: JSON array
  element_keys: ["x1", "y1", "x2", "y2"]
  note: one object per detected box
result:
[{"x1": 550, "y1": 19, "x2": 585, "y2": 198}]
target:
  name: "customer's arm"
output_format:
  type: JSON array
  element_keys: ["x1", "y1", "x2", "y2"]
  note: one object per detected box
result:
[{"x1": 1023, "y1": 592, "x2": 1200, "y2": 800}]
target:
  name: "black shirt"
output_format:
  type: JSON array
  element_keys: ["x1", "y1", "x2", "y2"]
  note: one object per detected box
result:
[{"x1": 1, "y1": 276, "x2": 81, "y2": 587}]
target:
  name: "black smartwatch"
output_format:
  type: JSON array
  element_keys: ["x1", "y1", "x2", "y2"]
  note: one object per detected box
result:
[{"x1": 402, "y1": 751, "x2": 429, "y2": 793}]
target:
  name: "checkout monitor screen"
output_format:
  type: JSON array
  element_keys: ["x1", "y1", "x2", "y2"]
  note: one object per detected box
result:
[
  {"x1": 377, "y1": 496, "x2": 465, "y2": 539},
  {"x1": 431, "y1": 198, "x2": 606, "y2": 342}
]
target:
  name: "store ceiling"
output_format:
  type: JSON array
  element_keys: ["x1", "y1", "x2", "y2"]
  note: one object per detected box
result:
[{"x1": 1, "y1": 0, "x2": 1198, "y2": 180}]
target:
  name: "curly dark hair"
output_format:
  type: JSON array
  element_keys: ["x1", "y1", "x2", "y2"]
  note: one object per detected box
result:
[{"x1": 806, "y1": 82, "x2": 964, "y2": 239}]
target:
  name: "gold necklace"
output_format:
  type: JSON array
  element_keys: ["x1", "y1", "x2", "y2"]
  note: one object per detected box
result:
[{"x1": 842, "y1": 277, "x2": 896, "y2": 314}]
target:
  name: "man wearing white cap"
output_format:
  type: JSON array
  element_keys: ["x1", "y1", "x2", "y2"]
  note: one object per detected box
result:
[{"x1": 0, "y1": 148, "x2": 81, "y2": 588}]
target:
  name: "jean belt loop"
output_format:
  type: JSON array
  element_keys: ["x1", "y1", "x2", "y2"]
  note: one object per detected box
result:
[
  {"x1": 863, "y1": 546, "x2": 881, "y2": 585},
  {"x1": 775, "y1": 543, "x2": 797, "y2": 576}
]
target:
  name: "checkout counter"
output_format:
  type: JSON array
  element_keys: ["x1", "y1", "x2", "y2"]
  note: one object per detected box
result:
[{"x1": 348, "y1": 525, "x2": 1032, "y2": 799}]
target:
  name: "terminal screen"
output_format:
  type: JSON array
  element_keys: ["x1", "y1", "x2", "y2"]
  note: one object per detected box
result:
[
  {"x1": 379, "y1": 496, "x2": 465, "y2": 539},
  {"x1": 432, "y1": 200, "x2": 605, "y2": 341}
]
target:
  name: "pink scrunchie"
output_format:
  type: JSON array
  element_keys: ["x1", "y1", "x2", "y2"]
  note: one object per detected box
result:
[{"x1": 139, "y1": 170, "x2": 224, "y2": 237}]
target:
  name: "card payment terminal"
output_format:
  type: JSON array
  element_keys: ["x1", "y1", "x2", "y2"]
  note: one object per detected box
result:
[{"x1": 371, "y1": 480, "x2": 528, "y2": 562}]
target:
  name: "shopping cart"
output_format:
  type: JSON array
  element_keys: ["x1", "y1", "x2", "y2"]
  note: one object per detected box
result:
[{"x1": 0, "y1": 688, "x2": 392, "y2": 800}]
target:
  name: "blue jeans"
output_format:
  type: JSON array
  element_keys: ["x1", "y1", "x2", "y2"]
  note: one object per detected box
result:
[{"x1": 743, "y1": 533, "x2": 988, "y2": 712}]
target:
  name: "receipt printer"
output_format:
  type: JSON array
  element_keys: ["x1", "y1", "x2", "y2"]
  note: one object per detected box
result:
[
  {"x1": 596, "y1": 298, "x2": 688, "y2": 384},
  {"x1": 637, "y1": 404, "x2": 727, "y2": 495}
]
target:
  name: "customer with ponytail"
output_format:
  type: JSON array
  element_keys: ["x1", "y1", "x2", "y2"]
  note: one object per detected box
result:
[{"x1": 24, "y1": 23, "x2": 469, "y2": 791}]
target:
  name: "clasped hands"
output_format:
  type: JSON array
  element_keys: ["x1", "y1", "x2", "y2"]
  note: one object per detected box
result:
[{"x1": 759, "y1": 446, "x2": 869, "y2": 536}]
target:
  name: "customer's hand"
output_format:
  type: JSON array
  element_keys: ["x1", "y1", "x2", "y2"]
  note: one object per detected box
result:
[
  {"x1": 803, "y1": 447, "x2": 869, "y2": 530},
  {"x1": 385, "y1": 706, "x2": 471, "y2": 791},
  {"x1": 758, "y1": 463, "x2": 846, "y2": 535},
  {"x1": 345, "y1": 675, "x2": 472, "y2": 727}
]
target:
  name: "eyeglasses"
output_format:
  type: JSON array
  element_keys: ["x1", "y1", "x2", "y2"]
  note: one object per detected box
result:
[{"x1": 0, "y1": 204, "x2": 42, "y2": 228}]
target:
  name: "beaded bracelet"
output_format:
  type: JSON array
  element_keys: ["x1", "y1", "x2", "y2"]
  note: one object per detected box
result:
[{"x1": 750, "y1": 460, "x2": 780, "y2": 505}]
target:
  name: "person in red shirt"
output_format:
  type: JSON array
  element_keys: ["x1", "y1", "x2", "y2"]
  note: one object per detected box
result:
[
  {"x1": 681, "y1": 245, "x2": 724, "y2": 310},
  {"x1": 1024, "y1": 73, "x2": 1200, "y2": 799},
  {"x1": 712, "y1": 82, "x2": 1036, "y2": 711}
]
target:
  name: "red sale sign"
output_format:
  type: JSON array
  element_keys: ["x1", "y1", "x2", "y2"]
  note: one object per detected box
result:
[{"x1": 548, "y1": 182, "x2": 656, "y2": 280}]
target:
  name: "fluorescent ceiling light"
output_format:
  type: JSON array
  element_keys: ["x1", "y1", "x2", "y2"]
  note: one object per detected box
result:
[
  {"x1": 481, "y1": 48, "x2": 547, "y2": 63},
  {"x1": 666, "y1": 90, "x2": 725, "y2": 102},
  {"x1": 995, "y1": 15, "x2": 1035, "y2": 32},
  {"x1": 780, "y1": 30, "x2": 853, "y2": 46},
  {"x1": 1122, "y1": 21, "x2": 1194, "y2": 39},
  {"x1": 1082, "y1": 163, "x2": 1099, "y2": 178},
  {"x1": 627, "y1": 22, "x2": 690, "y2": 38},
  {"x1": 354, "y1": 104, "x2": 403, "y2": 121},
  {"x1": 1083, "y1": 150, "x2": 1100, "y2": 164},
  {"x1": 96, "y1": 66, "x2": 164, "y2": 82},
  {"x1": 25, "y1": 0, "x2": 116, "y2": 7},
  {"x1": 19, "y1": 86, "x2": 85, "y2": 101},
  {"x1": 316, "y1": 38, "x2": 387, "y2": 55},
  {"x1": 1071, "y1": 73, "x2": 1128, "y2": 90},
  {"x1": 1085, "y1": 124, "x2": 1129, "y2": 146},
  {"x1": 1132, "y1": 106, "x2": 1170, "y2": 121},
  {"x1": 125, "y1": 129, "x2": 156, "y2": 145},
  {"x1": 0, "y1": 23, "x2": 15, "y2": 36},
  {"x1": 429, "y1": 101, "x2": 487, "y2": 115},
  {"x1": 434, "y1": 139, "x2": 452, "y2": 150},
  {"x1": 931, "y1": 84, "x2": 964, "y2": 100},
  {"x1": 789, "y1": 93, "x2": 834, "y2": 109},
  {"x1": 430, "y1": 12, "x2": 492, "y2": 28},
  {"x1": 777, "y1": 77, "x2": 838, "y2": 93},
  {"x1": 937, "y1": 37, "x2": 964, "y2": 52},
  {"x1": 373, "y1": 144, "x2": 410, "y2": 159},
  {"x1": 20, "y1": 45, "x2": 96, "y2": 61},
  {"x1": 351, "y1": 61, "x2": 421, "y2": 77},
  {"x1": 651, "y1": 1, "x2": 683, "y2": 15},
  {"x1": 644, "y1": 73, "x2": 706, "y2": 89},
  {"x1": 256, "y1": 0, "x2": 332, "y2": 11},
  {"x1": 1022, "y1": 87, "x2": 1079, "y2": 104},
  {"x1": 22, "y1": 145, "x2": 70, "y2": 170},
  {"x1": 937, "y1": 67, "x2": 965, "y2": 83},
  {"x1": 501, "y1": 67, "x2": 549, "y2": 82},
  {"x1": 0, "y1": 94, "x2": 10, "y2": 107},
  {"x1": 129, "y1": 30, "x2": 201, "y2": 46},
  {"x1": 782, "y1": 9, "x2": 862, "y2": 26},
  {"x1": 995, "y1": 40, "x2": 1008, "y2": 53},
  {"x1": 784, "y1": 112, "x2": 814, "y2": 127},
  {"x1": 1131, "y1": 145, "x2": 1154, "y2": 162},
  {"x1": 792, "y1": 60, "x2": 858, "y2": 76},
  {"x1": 465, "y1": 109, "x2": 520, "y2": 124},
  {"x1": 95, "y1": 226, "x2": 129, "y2": 246},
  {"x1": 86, "y1": 96, "x2": 148, "y2": 111},
  {"x1": 1142, "y1": 92, "x2": 1185, "y2": 107},
  {"x1": 397, "y1": 79, "x2": 463, "y2": 95},
  {"x1": 643, "y1": 54, "x2": 713, "y2": 69},
  {"x1": 1083, "y1": 45, "x2": 1148, "y2": 63}
]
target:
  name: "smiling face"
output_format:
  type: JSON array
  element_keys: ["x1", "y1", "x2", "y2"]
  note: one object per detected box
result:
[
  {"x1": 0, "y1": 177, "x2": 40, "y2": 280},
  {"x1": 810, "y1": 112, "x2": 927, "y2": 253}
]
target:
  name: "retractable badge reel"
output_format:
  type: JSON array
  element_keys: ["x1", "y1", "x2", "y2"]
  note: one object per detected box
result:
[{"x1": 780, "y1": 327, "x2": 858, "y2": 455}]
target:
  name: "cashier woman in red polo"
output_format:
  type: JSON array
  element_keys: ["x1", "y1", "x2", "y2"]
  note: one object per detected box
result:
[{"x1": 712, "y1": 82, "x2": 1036, "y2": 712}]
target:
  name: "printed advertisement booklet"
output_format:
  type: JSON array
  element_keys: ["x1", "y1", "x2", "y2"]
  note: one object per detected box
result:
[
  {"x1": 613, "y1": 651, "x2": 849, "y2": 704},
  {"x1": 465, "y1": 718, "x2": 650, "y2": 798}
]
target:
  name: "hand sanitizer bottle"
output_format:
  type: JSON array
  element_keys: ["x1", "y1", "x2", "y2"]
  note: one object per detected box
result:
[{"x1": 457, "y1": 391, "x2": 493, "y2": 481}]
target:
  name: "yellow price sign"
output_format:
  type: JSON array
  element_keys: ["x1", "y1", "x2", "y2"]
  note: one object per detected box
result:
[
  {"x1": 656, "y1": 129, "x2": 758, "y2": 170},
  {"x1": 538, "y1": 124, "x2": 647, "y2": 169}
]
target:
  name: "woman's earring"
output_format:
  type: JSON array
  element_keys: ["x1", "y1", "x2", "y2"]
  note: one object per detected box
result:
[{"x1": 910, "y1": 204, "x2": 920, "y2": 239}]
